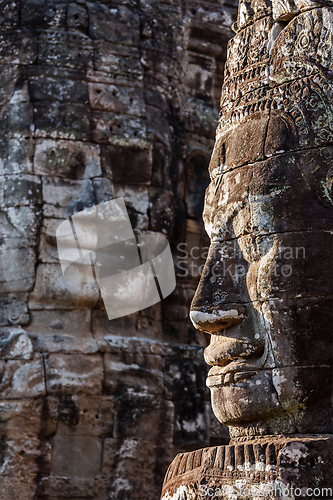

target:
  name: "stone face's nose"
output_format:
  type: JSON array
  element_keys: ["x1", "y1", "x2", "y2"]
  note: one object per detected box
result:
[
  {"x1": 190, "y1": 309, "x2": 245, "y2": 333},
  {"x1": 189, "y1": 240, "x2": 250, "y2": 334}
]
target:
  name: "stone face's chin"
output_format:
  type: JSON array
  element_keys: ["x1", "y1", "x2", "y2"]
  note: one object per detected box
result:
[
  {"x1": 209, "y1": 362, "x2": 333, "y2": 435},
  {"x1": 209, "y1": 368, "x2": 284, "y2": 426}
]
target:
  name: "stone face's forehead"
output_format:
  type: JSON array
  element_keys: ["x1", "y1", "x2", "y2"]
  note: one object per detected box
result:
[{"x1": 204, "y1": 147, "x2": 333, "y2": 242}]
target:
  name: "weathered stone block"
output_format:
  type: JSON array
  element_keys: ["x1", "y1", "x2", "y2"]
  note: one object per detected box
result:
[
  {"x1": 186, "y1": 53, "x2": 216, "y2": 102},
  {"x1": 103, "y1": 352, "x2": 164, "y2": 395},
  {"x1": 0, "y1": 293, "x2": 30, "y2": 327},
  {"x1": 88, "y1": 3, "x2": 140, "y2": 46},
  {"x1": 92, "y1": 177, "x2": 114, "y2": 204},
  {"x1": 184, "y1": 99, "x2": 218, "y2": 139},
  {"x1": 0, "y1": 245, "x2": 37, "y2": 293},
  {"x1": 29, "y1": 263, "x2": 99, "y2": 310},
  {"x1": 0, "y1": 65, "x2": 19, "y2": 106},
  {"x1": 88, "y1": 78, "x2": 144, "y2": 116},
  {"x1": 0, "y1": 329, "x2": 33, "y2": 360},
  {"x1": 0, "y1": 398, "x2": 42, "y2": 437},
  {"x1": 113, "y1": 393, "x2": 165, "y2": 440},
  {"x1": 173, "y1": 398, "x2": 209, "y2": 448},
  {"x1": 0, "y1": 355, "x2": 46, "y2": 399},
  {"x1": 189, "y1": 0, "x2": 236, "y2": 32},
  {"x1": 91, "y1": 110, "x2": 146, "y2": 145},
  {"x1": 67, "y1": 2, "x2": 89, "y2": 32},
  {"x1": 140, "y1": 51, "x2": 183, "y2": 83},
  {"x1": 21, "y1": 0, "x2": 47, "y2": 26},
  {"x1": 45, "y1": 353, "x2": 103, "y2": 394},
  {"x1": 148, "y1": 187, "x2": 176, "y2": 236},
  {"x1": 38, "y1": 217, "x2": 67, "y2": 264},
  {"x1": 163, "y1": 347, "x2": 208, "y2": 401},
  {"x1": 101, "y1": 144, "x2": 152, "y2": 184},
  {"x1": 146, "y1": 104, "x2": 173, "y2": 149},
  {"x1": 44, "y1": 2, "x2": 67, "y2": 29},
  {"x1": 113, "y1": 184, "x2": 149, "y2": 230},
  {"x1": 0, "y1": 138, "x2": 35, "y2": 175},
  {"x1": 38, "y1": 476, "x2": 95, "y2": 498},
  {"x1": 47, "y1": 395, "x2": 114, "y2": 437},
  {"x1": 0, "y1": 205, "x2": 42, "y2": 247},
  {"x1": 185, "y1": 175, "x2": 209, "y2": 219},
  {"x1": 0, "y1": 436, "x2": 44, "y2": 476},
  {"x1": 0, "y1": 174, "x2": 42, "y2": 208},
  {"x1": 34, "y1": 101, "x2": 91, "y2": 141},
  {"x1": 92, "y1": 310, "x2": 139, "y2": 349},
  {"x1": 0, "y1": 476, "x2": 37, "y2": 499},
  {"x1": 0, "y1": 30, "x2": 37, "y2": 65},
  {"x1": 93, "y1": 42, "x2": 143, "y2": 79},
  {"x1": 51, "y1": 430, "x2": 102, "y2": 477},
  {"x1": 107, "y1": 438, "x2": 159, "y2": 484},
  {"x1": 42, "y1": 177, "x2": 96, "y2": 218},
  {"x1": 38, "y1": 30, "x2": 93, "y2": 70},
  {"x1": 143, "y1": 87, "x2": 179, "y2": 118},
  {"x1": 26, "y1": 309, "x2": 99, "y2": 354},
  {"x1": 0, "y1": 0, "x2": 19, "y2": 28},
  {"x1": 0, "y1": 102, "x2": 34, "y2": 138},
  {"x1": 34, "y1": 139, "x2": 101, "y2": 178},
  {"x1": 101, "y1": 437, "x2": 117, "y2": 473},
  {"x1": 29, "y1": 67, "x2": 89, "y2": 103}
]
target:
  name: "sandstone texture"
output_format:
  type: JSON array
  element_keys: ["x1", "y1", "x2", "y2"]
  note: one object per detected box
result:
[
  {"x1": 190, "y1": 0, "x2": 333, "y2": 439},
  {"x1": 162, "y1": 435, "x2": 333, "y2": 499},
  {"x1": 0, "y1": 0, "x2": 237, "y2": 498},
  {"x1": 162, "y1": 0, "x2": 333, "y2": 497}
]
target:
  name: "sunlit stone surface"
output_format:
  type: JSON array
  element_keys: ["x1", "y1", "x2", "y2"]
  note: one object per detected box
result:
[
  {"x1": 0, "y1": 1, "x2": 237, "y2": 498},
  {"x1": 162, "y1": 0, "x2": 333, "y2": 497}
]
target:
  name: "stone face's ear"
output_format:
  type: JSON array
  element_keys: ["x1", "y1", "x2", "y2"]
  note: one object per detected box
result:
[{"x1": 264, "y1": 112, "x2": 299, "y2": 156}]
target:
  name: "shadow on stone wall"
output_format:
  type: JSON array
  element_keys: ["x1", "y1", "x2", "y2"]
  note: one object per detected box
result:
[{"x1": 0, "y1": 1, "x2": 237, "y2": 498}]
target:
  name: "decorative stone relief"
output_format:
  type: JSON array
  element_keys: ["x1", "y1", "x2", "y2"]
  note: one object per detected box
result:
[{"x1": 162, "y1": 0, "x2": 333, "y2": 497}]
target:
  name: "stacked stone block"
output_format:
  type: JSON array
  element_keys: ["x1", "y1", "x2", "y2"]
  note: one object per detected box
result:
[{"x1": 0, "y1": 1, "x2": 236, "y2": 498}]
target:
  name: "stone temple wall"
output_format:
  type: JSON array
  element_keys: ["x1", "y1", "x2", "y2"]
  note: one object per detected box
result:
[{"x1": 0, "y1": 1, "x2": 237, "y2": 499}]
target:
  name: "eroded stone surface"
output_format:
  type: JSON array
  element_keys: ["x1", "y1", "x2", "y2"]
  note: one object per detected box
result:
[
  {"x1": 190, "y1": 0, "x2": 333, "y2": 438},
  {"x1": 0, "y1": 1, "x2": 236, "y2": 499},
  {"x1": 162, "y1": 0, "x2": 333, "y2": 496},
  {"x1": 161, "y1": 435, "x2": 333, "y2": 499}
]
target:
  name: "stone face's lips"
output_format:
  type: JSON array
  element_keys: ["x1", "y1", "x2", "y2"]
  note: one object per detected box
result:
[{"x1": 206, "y1": 362, "x2": 259, "y2": 387}]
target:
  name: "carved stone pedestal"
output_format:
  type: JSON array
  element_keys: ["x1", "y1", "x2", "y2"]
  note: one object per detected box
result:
[{"x1": 161, "y1": 435, "x2": 333, "y2": 499}]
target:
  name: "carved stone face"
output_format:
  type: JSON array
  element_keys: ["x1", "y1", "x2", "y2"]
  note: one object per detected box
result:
[{"x1": 190, "y1": 0, "x2": 333, "y2": 437}]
